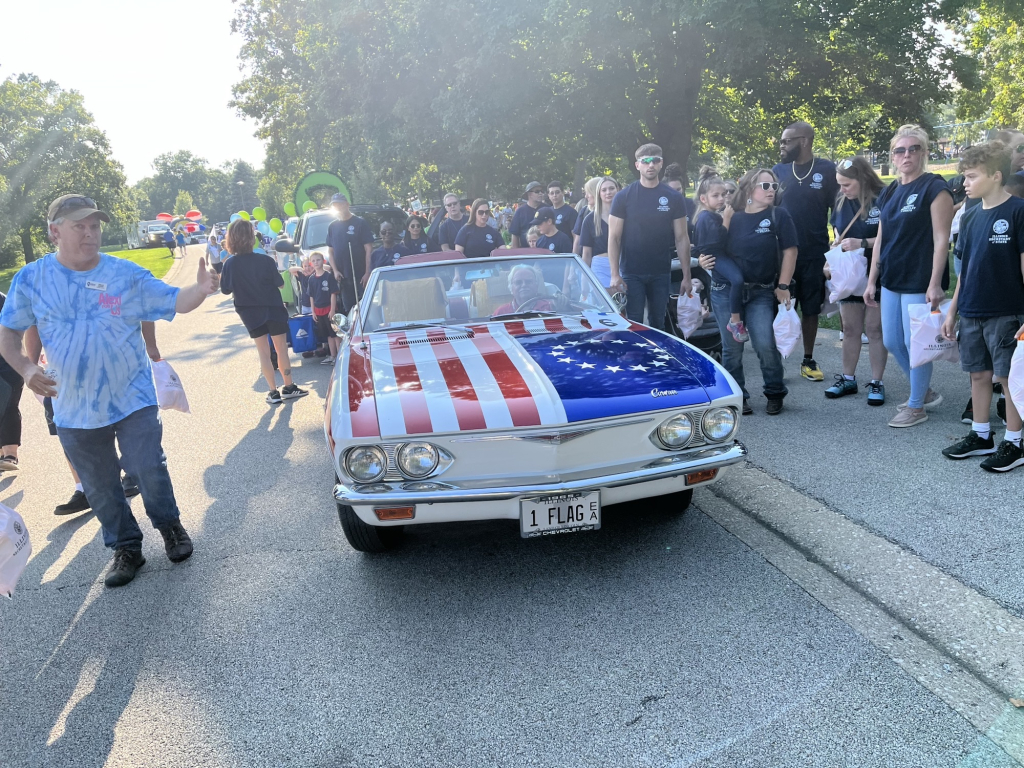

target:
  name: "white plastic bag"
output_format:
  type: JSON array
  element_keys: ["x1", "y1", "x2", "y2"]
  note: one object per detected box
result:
[
  {"x1": 1008, "y1": 338, "x2": 1024, "y2": 412},
  {"x1": 773, "y1": 303, "x2": 802, "y2": 358},
  {"x1": 0, "y1": 503, "x2": 31, "y2": 598},
  {"x1": 152, "y1": 360, "x2": 191, "y2": 414},
  {"x1": 909, "y1": 301, "x2": 959, "y2": 368},
  {"x1": 675, "y1": 278, "x2": 706, "y2": 339},
  {"x1": 825, "y1": 244, "x2": 868, "y2": 303}
]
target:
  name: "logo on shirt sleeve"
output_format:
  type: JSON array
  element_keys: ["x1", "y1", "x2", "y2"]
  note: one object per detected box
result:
[{"x1": 991, "y1": 219, "x2": 1011, "y2": 244}]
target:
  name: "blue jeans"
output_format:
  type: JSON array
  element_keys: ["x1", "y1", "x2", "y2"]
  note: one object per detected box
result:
[
  {"x1": 880, "y1": 287, "x2": 932, "y2": 409},
  {"x1": 623, "y1": 272, "x2": 671, "y2": 330},
  {"x1": 57, "y1": 405, "x2": 181, "y2": 550},
  {"x1": 710, "y1": 282, "x2": 787, "y2": 401}
]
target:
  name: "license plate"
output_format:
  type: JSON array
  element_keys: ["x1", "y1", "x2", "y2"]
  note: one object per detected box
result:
[{"x1": 520, "y1": 490, "x2": 601, "y2": 538}]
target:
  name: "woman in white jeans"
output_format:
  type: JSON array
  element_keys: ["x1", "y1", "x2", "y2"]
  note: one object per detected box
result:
[{"x1": 863, "y1": 124, "x2": 954, "y2": 428}]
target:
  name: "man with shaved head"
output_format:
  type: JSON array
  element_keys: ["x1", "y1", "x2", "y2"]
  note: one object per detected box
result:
[{"x1": 774, "y1": 120, "x2": 839, "y2": 382}]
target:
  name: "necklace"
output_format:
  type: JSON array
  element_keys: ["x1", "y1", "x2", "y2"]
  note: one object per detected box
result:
[{"x1": 791, "y1": 159, "x2": 813, "y2": 185}]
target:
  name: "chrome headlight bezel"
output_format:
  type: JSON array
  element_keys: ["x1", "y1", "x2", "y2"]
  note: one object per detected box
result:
[
  {"x1": 655, "y1": 413, "x2": 694, "y2": 450},
  {"x1": 344, "y1": 445, "x2": 388, "y2": 483},
  {"x1": 397, "y1": 442, "x2": 440, "y2": 478},
  {"x1": 702, "y1": 407, "x2": 737, "y2": 442}
]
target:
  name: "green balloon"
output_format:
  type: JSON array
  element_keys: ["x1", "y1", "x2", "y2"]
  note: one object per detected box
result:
[
  {"x1": 301, "y1": 200, "x2": 317, "y2": 213},
  {"x1": 269, "y1": 217, "x2": 283, "y2": 233},
  {"x1": 283, "y1": 202, "x2": 297, "y2": 218},
  {"x1": 253, "y1": 207, "x2": 267, "y2": 222},
  {"x1": 238, "y1": 210, "x2": 251, "y2": 221}
]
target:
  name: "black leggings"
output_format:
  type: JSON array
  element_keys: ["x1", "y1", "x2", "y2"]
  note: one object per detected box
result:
[{"x1": 0, "y1": 366, "x2": 24, "y2": 447}]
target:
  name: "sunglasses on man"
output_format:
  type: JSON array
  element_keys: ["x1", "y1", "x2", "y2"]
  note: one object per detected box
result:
[
  {"x1": 638, "y1": 156, "x2": 663, "y2": 165},
  {"x1": 891, "y1": 145, "x2": 922, "y2": 156}
]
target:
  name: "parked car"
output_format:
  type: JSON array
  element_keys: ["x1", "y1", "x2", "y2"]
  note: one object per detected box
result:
[
  {"x1": 273, "y1": 204, "x2": 409, "y2": 265},
  {"x1": 324, "y1": 252, "x2": 746, "y2": 552}
]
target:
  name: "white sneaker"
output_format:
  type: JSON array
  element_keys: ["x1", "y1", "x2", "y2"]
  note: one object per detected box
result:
[
  {"x1": 861, "y1": 333, "x2": 869, "y2": 344},
  {"x1": 320, "y1": 356, "x2": 335, "y2": 365},
  {"x1": 839, "y1": 331, "x2": 844, "y2": 341}
]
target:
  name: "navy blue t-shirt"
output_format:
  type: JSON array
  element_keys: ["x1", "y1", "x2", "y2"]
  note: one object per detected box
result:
[
  {"x1": 295, "y1": 271, "x2": 312, "y2": 308},
  {"x1": 573, "y1": 205, "x2": 590, "y2": 237},
  {"x1": 437, "y1": 216, "x2": 468, "y2": 250},
  {"x1": 369, "y1": 243, "x2": 409, "y2": 271},
  {"x1": 308, "y1": 270, "x2": 340, "y2": 308},
  {"x1": 831, "y1": 197, "x2": 880, "y2": 264},
  {"x1": 551, "y1": 204, "x2": 578, "y2": 237},
  {"x1": 774, "y1": 157, "x2": 839, "y2": 261},
  {"x1": 579, "y1": 212, "x2": 609, "y2": 255},
  {"x1": 326, "y1": 215, "x2": 374, "y2": 281},
  {"x1": 537, "y1": 230, "x2": 573, "y2": 254},
  {"x1": 726, "y1": 208, "x2": 799, "y2": 285},
  {"x1": 877, "y1": 173, "x2": 952, "y2": 293},
  {"x1": 404, "y1": 235, "x2": 434, "y2": 254},
  {"x1": 455, "y1": 224, "x2": 502, "y2": 258},
  {"x1": 509, "y1": 204, "x2": 541, "y2": 244},
  {"x1": 692, "y1": 209, "x2": 728, "y2": 260},
  {"x1": 609, "y1": 181, "x2": 687, "y2": 274},
  {"x1": 957, "y1": 196, "x2": 1024, "y2": 318}
]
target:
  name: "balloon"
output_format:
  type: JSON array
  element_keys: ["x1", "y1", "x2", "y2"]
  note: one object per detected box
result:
[
  {"x1": 252, "y1": 207, "x2": 266, "y2": 221},
  {"x1": 301, "y1": 200, "x2": 316, "y2": 213},
  {"x1": 238, "y1": 210, "x2": 251, "y2": 221},
  {"x1": 198, "y1": 224, "x2": 207, "y2": 231},
  {"x1": 185, "y1": 209, "x2": 203, "y2": 220},
  {"x1": 269, "y1": 217, "x2": 283, "y2": 233},
  {"x1": 283, "y1": 202, "x2": 297, "y2": 217},
  {"x1": 229, "y1": 213, "x2": 241, "y2": 222},
  {"x1": 256, "y1": 221, "x2": 271, "y2": 235},
  {"x1": 156, "y1": 212, "x2": 173, "y2": 221},
  {"x1": 186, "y1": 223, "x2": 197, "y2": 233}
]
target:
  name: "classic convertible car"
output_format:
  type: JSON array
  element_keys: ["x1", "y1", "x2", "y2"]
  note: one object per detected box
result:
[{"x1": 325, "y1": 253, "x2": 746, "y2": 552}]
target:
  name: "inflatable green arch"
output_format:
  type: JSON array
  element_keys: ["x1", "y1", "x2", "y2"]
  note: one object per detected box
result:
[{"x1": 294, "y1": 171, "x2": 352, "y2": 212}]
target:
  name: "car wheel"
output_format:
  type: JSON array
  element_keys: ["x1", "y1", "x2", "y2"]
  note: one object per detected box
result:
[{"x1": 337, "y1": 503, "x2": 404, "y2": 552}]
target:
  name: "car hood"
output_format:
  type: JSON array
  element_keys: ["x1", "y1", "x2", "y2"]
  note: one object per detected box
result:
[{"x1": 354, "y1": 318, "x2": 733, "y2": 438}]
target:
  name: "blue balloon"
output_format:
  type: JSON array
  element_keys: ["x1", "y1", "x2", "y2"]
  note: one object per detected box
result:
[
  {"x1": 198, "y1": 224, "x2": 207, "y2": 231},
  {"x1": 257, "y1": 220, "x2": 271, "y2": 235},
  {"x1": 229, "y1": 213, "x2": 241, "y2": 222}
]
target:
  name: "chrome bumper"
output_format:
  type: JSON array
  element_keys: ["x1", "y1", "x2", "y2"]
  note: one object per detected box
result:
[{"x1": 333, "y1": 441, "x2": 746, "y2": 505}]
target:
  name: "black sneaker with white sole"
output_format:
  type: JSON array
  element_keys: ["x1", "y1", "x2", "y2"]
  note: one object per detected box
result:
[
  {"x1": 266, "y1": 389, "x2": 283, "y2": 405},
  {"x1": 281, "y1": 383, "x2": 308, "y2": 400},
  {"x1": 980, "y1": 440, "x2": 1024, "y2": 472},
  {"x1": 941, "y1": 431, "x2": 996, "y2": 459}
]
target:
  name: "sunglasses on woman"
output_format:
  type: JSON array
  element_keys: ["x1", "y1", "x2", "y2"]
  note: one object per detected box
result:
[
  {"x1": 756, "y1": 182, "x2": 780, "y2": 191},
  {"x1": 891, "y1": 145, "x2": 922, "y2": 156},
  {"x1": 477, "y1": 209, "x2": 490, "y2": 216}
]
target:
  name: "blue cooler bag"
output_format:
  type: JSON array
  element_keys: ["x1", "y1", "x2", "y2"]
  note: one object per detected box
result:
[{"x1": 288, "y1": 314, "x2": 317, "y2": 353}]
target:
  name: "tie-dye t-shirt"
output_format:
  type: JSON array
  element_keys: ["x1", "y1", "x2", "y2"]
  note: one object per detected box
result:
[{"x1": 0, "y1": 253, "x2": 179, "y2": 429}]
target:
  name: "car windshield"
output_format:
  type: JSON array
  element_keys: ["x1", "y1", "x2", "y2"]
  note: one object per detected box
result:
[
  {"x1": 359, "y1": 256, "x2": 616, "y2": 334},
  {"x1": 299, "y1": 213, "x2": 334, "y2": 249},
  {"x1": 148, "y1": 225, "x2": 168, "y2": 232}
]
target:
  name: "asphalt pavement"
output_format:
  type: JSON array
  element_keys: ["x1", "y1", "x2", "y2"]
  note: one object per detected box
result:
[{"x1": 0, "y1": 247, "x2": 1018, "y2": 767}]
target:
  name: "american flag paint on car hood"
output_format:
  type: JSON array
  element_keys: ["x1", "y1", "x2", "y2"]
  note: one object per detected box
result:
[{"x1": 344, "y1": 318, "x2": 734, "y2": 439}]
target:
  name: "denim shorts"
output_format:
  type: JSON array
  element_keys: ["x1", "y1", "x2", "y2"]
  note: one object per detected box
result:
[{"x1": 959, "y1": 314, "x2": 1024, "y2": 377}]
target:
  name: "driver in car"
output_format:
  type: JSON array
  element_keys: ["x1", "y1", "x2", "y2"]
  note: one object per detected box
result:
[{"x1": 493, "y1": 264, "x2": 555, "y2": 315}]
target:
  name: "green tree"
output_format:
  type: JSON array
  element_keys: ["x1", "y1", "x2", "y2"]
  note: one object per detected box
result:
[
  {"x1": 953, "y1": 1, "x2": 1024, "y2": 128},
  {"x1": 173, "y1": 190, "x2": 195, "y2": 216}
]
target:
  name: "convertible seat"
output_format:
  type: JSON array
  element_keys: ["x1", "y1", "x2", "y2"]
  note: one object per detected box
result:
[
  {"x1": 470, "y1": 273, "x2": 512, "y2": 316},
  {"x1": 381, "y1": 277, "x2": 448, "y2": 324}
]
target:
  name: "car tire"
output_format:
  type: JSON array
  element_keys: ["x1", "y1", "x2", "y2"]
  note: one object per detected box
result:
[
  {"x1": 337, "y1": 503, "x2": 404, "y2": 552},
  {"x1": 665, "y1": 488, "x2": 694, "y2": 511}
]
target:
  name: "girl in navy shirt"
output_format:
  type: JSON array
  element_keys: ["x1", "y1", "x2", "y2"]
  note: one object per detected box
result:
[
  {"x1": 692, "y1": 166, "x2": 745, "y2": 342},
  {"x1": 580, "y1": 176, "x2": 620, "y2": 288},
  {"x1": 403, "y1": 215, "x2": 433, "y2": 254},
  {"x1": 455, "y1": 199, "x2": 502, "y2": 258},
  {"x1": 864, "y1": 124, "x2": 954, "y2": 428},
  {"x1": 826, "y1": 157, "x2": 887, "y2": 404}
]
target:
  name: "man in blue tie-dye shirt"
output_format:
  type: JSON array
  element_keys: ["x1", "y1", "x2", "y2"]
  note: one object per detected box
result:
[{"x1": 0, "y1": 194, "x2": 220, "y2": 588}]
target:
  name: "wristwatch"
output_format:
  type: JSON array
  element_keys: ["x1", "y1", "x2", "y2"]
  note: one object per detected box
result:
[
  {"x1": 777, "y1": 283, "x2": 790, "y2": 291},
  {"x1": 861, "y1": 238, "x2": 869, "y2": 250}
]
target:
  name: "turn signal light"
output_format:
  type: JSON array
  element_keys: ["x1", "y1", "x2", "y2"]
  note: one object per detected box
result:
[
  {"x1": 686, "y1": 469, "x2": 718, "y2": 485},
  {"x1": 374, "y1": 506, "x2": 415, "y2": 521}
]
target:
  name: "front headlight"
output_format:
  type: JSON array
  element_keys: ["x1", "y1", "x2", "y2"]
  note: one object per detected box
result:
[
  {"x1": 657, "y1": 414, "x2": 693, "y2": 449},
  {"x1": 397, "y1": 442, "x2": 439, "y2": 478},
  {"x1": 345, "y1": 446, "x2": 387, "y2": 482},
  {"x1": 702, "y1": 407, "x2": 737, "y2": 442}
]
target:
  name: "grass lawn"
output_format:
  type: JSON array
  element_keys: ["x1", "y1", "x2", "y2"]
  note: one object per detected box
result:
[{"x1": 0, "y1": 246, "x2": 175, "y2": 294}]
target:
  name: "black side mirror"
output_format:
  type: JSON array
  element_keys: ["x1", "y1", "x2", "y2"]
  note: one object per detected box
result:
[{"x1": 274, "y1": 239, "x2": 299, "y2": 253}]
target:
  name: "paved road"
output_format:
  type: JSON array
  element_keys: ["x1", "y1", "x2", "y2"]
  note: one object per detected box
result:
[{"x1": 0, "y1": 248, "x2": 1016, "y2": 767}]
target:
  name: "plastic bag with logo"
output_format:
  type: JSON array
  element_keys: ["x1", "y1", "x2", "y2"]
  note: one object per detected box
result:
[
  {"x1": 1007, "y1": 336, "x2": 1024, "y2": 411},
  {"x1": 909, "y1": 301, "x2": 959, "y2": 368},
  {"x1": 773, "y1": 303, "x2": 802, "y2": 359},
  {"x1": 152, "y1": 360, "x2": 191, "y2": 414},
  {"x1": 675, "y1": 278, "x2": 706, "y2": 339},
  {"x1": 824, "y1": 244, "x2": 868, "y2": 302},
  {"x1": 0, "y1": 503, "x2": 31, "y2": 598}
]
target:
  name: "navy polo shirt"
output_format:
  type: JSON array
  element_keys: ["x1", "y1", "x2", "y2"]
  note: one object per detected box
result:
[
  {"x1": 369, "y1": 243, "x2": 410, "y2": 271},
  {"x1": 437, "y1": 216, "x2": 468, "y2": 250},
  {"x1": 957, "y1": 196, "x2": 1024, "y2": 318},
  {"x1": 579, "y1": 212, "x2": 609, "y2": 255},
  {"x1": 326, "y1": 215, "x2": 374, "y2": 281},
  {"x1": 609, "y1": 181, "x2": 687, "y2": 274},
  {"x1": 509, "y1": 204, "x2": 541, "y2": 244},
  {"x1": 774, "y1": 157, "x2": 839, "y2": 261},
  {"x1": 455, "y1": 224, "x2": 502, "y2": 258},
  {"x1": 536, "y1": 230, "x2": 573, "y2": 254},
  {"x1": 877, "y1": 173, "x2": 952, "y2": 293},
  {"x1": 692, "y1": 209, "x2": 728, "y2": 260},
  {"x1": 726, "y1": 207, "x2": 798, "y2": 285},
  {"x1": 831, "y1": 197, "x2": 880, "y2": 264},
  {"x1": 308, "y1": 270, "x2": 339, "y2": 309},
  {"x1": 551, "y1": 204, "x2": 578, "y2": 237}
]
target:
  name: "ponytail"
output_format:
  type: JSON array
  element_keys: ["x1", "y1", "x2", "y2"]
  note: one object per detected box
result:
[{"x1": 693, "y1": 165, "x2": 728, "y2": 220}]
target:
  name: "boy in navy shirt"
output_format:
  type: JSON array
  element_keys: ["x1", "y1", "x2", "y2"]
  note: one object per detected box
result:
[
  {"x1": 534, "y1": 208, "x2": 574, "y2": 253},
  {"x1": 308, "y1": 252, "x2": 341, "y2": 364},
  {"x1": 941, "y1": 142, "x2": 1024, "y2": 471},
  {"x1": 546, "y1": 182, "x2": 578, "y2": 237},
  {"x1": 369, "y1": 222, "x2": 409, "y2": 271}
]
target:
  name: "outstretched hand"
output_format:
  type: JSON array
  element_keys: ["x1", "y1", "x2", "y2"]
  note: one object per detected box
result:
[{"x1": 198, "y1": 256, "x2": 220, "y2": 294}]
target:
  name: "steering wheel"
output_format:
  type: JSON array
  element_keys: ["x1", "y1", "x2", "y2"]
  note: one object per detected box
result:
[{"x1": 513, "y1": 295, "x2": 548, "y2": 313}]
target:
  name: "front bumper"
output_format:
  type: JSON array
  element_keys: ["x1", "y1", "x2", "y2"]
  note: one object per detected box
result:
[{"x1": 334, "y1": 441, "x2": 746, "y2": 507}]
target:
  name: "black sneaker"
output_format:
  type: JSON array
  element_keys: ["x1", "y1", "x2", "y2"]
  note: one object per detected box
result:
[
  {"x1": 961, "y1": 398, "x2": 973, "y2": 424},
  {"x1": 281, "y1": 383, "x2": 309, "y2": 400},
  {"x1": 942, "y1": 431, "x2": 996, "y2": 459},
  {"x1": 105, "y1": 547, "x2": 145, "y2": 587},
  {"x1": 122, "y1": 477, "x2": 140, "y2": 498},
  {"x1": 980, "y1": 440, "x2": 1024, "y2": 473},
  {"x1": 158, "y1": 521, "x2": 194, "y2": 563},
  {"x1": 766, "y1": 398, "x2": 784, "y2": 415},
  {"x1": 0, "y1": 455, "x2": 19, "y2": 471},
  {"x1": 997, "y1": 396, "x2": 1006, "y2": 424},
  {"x1": 266, "y1": 389, "x2": 283, "y2": 405},
  {"x1": 55, "y1": 490, "x2": 91, "y2": 516},
  {"x1": 742, "y1": 399, "x2": 753, "y2": 415}
]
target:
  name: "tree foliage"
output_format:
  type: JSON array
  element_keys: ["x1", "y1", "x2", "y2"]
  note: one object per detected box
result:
[
  {"x1": 132, "y1": 153, "x2": 261, "y2": 224},
  {"x1": 953, "y1": 0, "x2": 1024, "y2": 128}
]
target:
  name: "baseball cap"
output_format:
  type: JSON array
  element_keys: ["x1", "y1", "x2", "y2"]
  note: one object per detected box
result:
[
  {"x1": 47, "y1": 195, "x2": 110, "y2": 223},
  {"x1": 524, "y1": 181, "x2": 544, "y2": 194},
  {"x1": 533, "y1": 206, "x2": 556, "y2": 223},
  {"x1": 330, "y1": 193, "x2": 349, "y2": 205}
]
